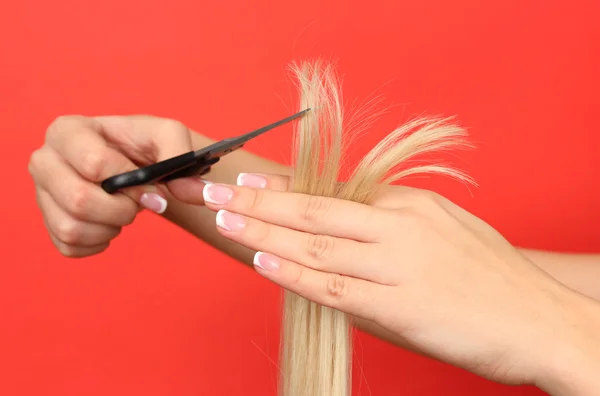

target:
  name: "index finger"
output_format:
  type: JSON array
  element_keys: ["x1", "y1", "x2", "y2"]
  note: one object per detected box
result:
[
  {"x1": 94, "y1": 115, "x2": 207, "y2": 205},
  {"x1": 45, "y1": 116, "x2": 139, "y2": 184},
  {"x1": 45, "y1": 115, "x2": 178, "y2": 204},
  {"x1": 203, "y1": 184, "x2": 393, "y2": 242}
]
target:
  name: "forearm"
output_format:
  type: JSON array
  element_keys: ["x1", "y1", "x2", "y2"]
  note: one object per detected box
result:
[
  {"x1": 537, "y1": 294, "x2": 600, "y2": 396},
  {"x1": 162, "y1": 131, "x2": 291, "y2": 265},
  {"x1": 359, "y1": 272, "x2": 600, "y2": 396},
  {"x1": 519, "y1": 249, "x2": 600, "y2": 301}
]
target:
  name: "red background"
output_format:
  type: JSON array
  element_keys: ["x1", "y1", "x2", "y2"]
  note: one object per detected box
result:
[{"x1": 1, "y1": 0, "x2": 599, "y2": 395}]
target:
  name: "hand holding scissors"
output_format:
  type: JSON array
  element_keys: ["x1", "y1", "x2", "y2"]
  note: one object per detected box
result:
[{"x1": 29, "y1": 110, "x2": 309, "y2": 258}]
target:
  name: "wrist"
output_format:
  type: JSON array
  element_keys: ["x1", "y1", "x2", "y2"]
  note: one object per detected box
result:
[{"x1": 536, "y1": 293, "x2": 600, "y2": 395}]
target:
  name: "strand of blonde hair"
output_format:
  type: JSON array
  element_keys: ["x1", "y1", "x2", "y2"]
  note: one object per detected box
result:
[{"x1": 280, "y1": 60, "x2": 473, "y2": 396}]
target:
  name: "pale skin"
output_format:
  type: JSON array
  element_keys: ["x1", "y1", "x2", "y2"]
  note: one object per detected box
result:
[{"x1": 29, "y1": 115, "x2": 600, "y2": 395}]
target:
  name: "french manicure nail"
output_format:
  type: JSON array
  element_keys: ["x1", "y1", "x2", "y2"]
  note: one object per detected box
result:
[
  {"x1": 203, "y1": 184, "x2": 233, "y2": 204},
  {"x1": 200, "y1": 179, "x2": 213, "y2": 185},
  {"x1": 216, "y1": 210, "x2": 246, "y2": 231},
  {"x1": 237, "y1": 173, "x2": 267, "y2": 188},
  {"x1": 253, "y1": 252, "x2": 280, "y2": 272},
  {"x1": 140, "y1": 193, "x2": 168, "y2": 214}
]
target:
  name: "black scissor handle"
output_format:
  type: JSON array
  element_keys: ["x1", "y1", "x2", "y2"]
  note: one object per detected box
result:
[
  {"x1": 161, "y1": 157, "x2": 220, "y2": 181},
  {"x1": 101, "y1": 151, "x2": 197, "y2": 193}
]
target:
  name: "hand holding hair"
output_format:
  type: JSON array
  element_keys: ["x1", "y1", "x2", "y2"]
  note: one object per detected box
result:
[{"x1": 202, "y1": 174, "x2": 600, "y2": 395}]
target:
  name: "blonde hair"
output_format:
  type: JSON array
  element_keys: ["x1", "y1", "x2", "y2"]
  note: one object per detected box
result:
[{"x1": 280, "y1": 60, "x2": 472, "y2": 396}]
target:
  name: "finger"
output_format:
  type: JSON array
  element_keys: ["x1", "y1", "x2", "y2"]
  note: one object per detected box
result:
[
  {"x1": 46, "y1": 116, "x2": 139, "y2": 183},
  {"x1": 36, "y1": 189, "x2": 121, "y2": 247},
  {"x1": 30, "y1": 147, "x2": 139, "y2": 226},
  {"x1": 214, "y1": 210, "x2": 391, "y2": 284},
  {"x1": 165, "y1": 178, "x2": 211, "y2": 205},
  {"x1": 236, "y1": 173, "x2": 291, "y2": 191},
  {"x1": 93, "y1": 115, "x2": 194, "y2": 160},
  {"x1": 236, "y1": 173, "x2": 350, "y2": 194},
  {"x1": 94, "y1": 115, "x2": 202, "y2": 205},
  {"x1": 251, "y1": 251, "x2": 386, "y2": 323},
  {"x1": 167, "y1": 172, "x2": 292, "y2": 206},
  {"x1": 202, "y1": 184, "x2": 393, "y2": 242},
  {"x1": 38, "y1": 204, "x2": 110, "y2": 259},
  {"x1": 48, "y1": 232, "x2": 110, "y2": 258},
  {"x1": 45, "y1": 116, "x2": 165, "y2": 204}
]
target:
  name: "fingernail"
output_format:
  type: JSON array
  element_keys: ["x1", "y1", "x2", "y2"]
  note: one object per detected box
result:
[
  {"x1": 237, "y1": 173, "x2": 267, "y2": 188},
  {"x1": 200, "y1": 179, "x2": 213, "y2": 185},
  {"x1": 216, "y1": 210, "x2": 246, "y2": 231},
  {"x1": 253, "y1": 252, "x2": 280, "y2": 272},
  {"x1": 203, "y1": 184, "x2": 233, "y2": 204},
  {"x1": 140, "y1": 193, "x2": 168, "y2": 214}
]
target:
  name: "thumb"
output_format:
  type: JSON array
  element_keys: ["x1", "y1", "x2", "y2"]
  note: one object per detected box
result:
[
  {"x1": 94, "y1": 115, "x2": 203, "y2": 209},
  {"x1": 136, "y1": 118, "x2": 215, "y2": 206},
  {"x1": 165, "y1": 177, "x2": 210, "y2": 206},
  {"x1": 133, "y1": 117, "x2": 208, "y2": 206}
]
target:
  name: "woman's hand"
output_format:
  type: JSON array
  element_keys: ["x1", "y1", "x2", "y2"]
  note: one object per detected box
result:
[
  {"x1": 28, "y1": 115, "x2": 208, "y2": 258},
  {"x1": 202, "y1": 173, "x2": 600, "y2": 395}
]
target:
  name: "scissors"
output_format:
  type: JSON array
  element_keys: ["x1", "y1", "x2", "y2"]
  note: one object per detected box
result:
[{"x1": 101, "y1": 108, "x2": 311, "y2": 194}]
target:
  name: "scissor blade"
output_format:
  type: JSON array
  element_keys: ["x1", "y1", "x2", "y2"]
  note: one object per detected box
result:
[
  {"x1": 230, "y1": 108, "x2": 311, "y2": 144},
  {"x1": 193, "y1": 108, "x2": 311, "y2": 158}
]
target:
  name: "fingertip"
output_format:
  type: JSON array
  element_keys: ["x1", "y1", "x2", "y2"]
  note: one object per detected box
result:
[
  {"x1": 252, "y1": 251, "x2": 263, "y2": 268},
  {"x1": 237, "y1": 173, "x2": 290, "y2": 191},
  {"x1": 215, "y1": 209, "x2": 228, "y2": 230},
  {"x1": 237, "y1": 173, "x2": 267, "y2": 188},
  {"x1": 140, "y1": 193, "x2": 168, "y2": 214},
  {"x1": 236, "y1": 173, "x2": 246, "y2": 187},
  {"x1": 253, "y1": 251, "x2": 281, "y2": 272}
]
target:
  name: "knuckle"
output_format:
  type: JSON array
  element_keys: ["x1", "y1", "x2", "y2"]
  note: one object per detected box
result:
[
  {"x1": 46, "y1": 116, "x2": 68, "y2": 138},
  {"x1": 393, "y1": 208, "x2": 424, "y2": 229},
  {"x1": 405, "y1": 187, "x2": 431, "y2": 202},
  {"x1": 157, "y1": 118, "x2": 187, "y2": 133},
  {"x1": 50, "y1": 115, "x2": 74, "y2": 126},
  {"x1": 55, "y1": 218, "x2": 82, "y2": 245},
  {"x1": 426, "y1": 191, "x2": 443, "y2": 205},
  {"x1": 28, "y1": 149, "x2": 43, "y2": 177},
  {"x1": 246, "y1": 188, "x2": 265, "y2": 212},
  {"x1": 307, "y1": 234, "x2": 335, "y2": 262},
  {"x1": 301, "y1": 195, "x2": 332, "y2": 226},
  {"x1": 55, "y1": 241, "x2": 77, "y2": 257},
  {"x1": 246, "y1": 219, "x2": 271, "y2": 243},
  {"x1": 66, "y1": 185, "x2": 90, "y2": 216},
  {"x1": 150, "y1": 118, "x2": 189, "y2": 144},
  {"x1": 289, "y1": 264, "x2": 306, "y2": 287},
  {"x1": 46, "y1": 115, "x2": 80, "y2": 142},
  {"x1": 402, "y1": 188, "x2": 444, "y2": 213},
  {"x1": 416, "y1": 189, "x2": 441, "y2": 207},
  {"x1": 326, "y1": 273, "x2": 349, "y2": 299},
  {"x1": 80, "y1": 150, "x2": 106, "y2": 182}
]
